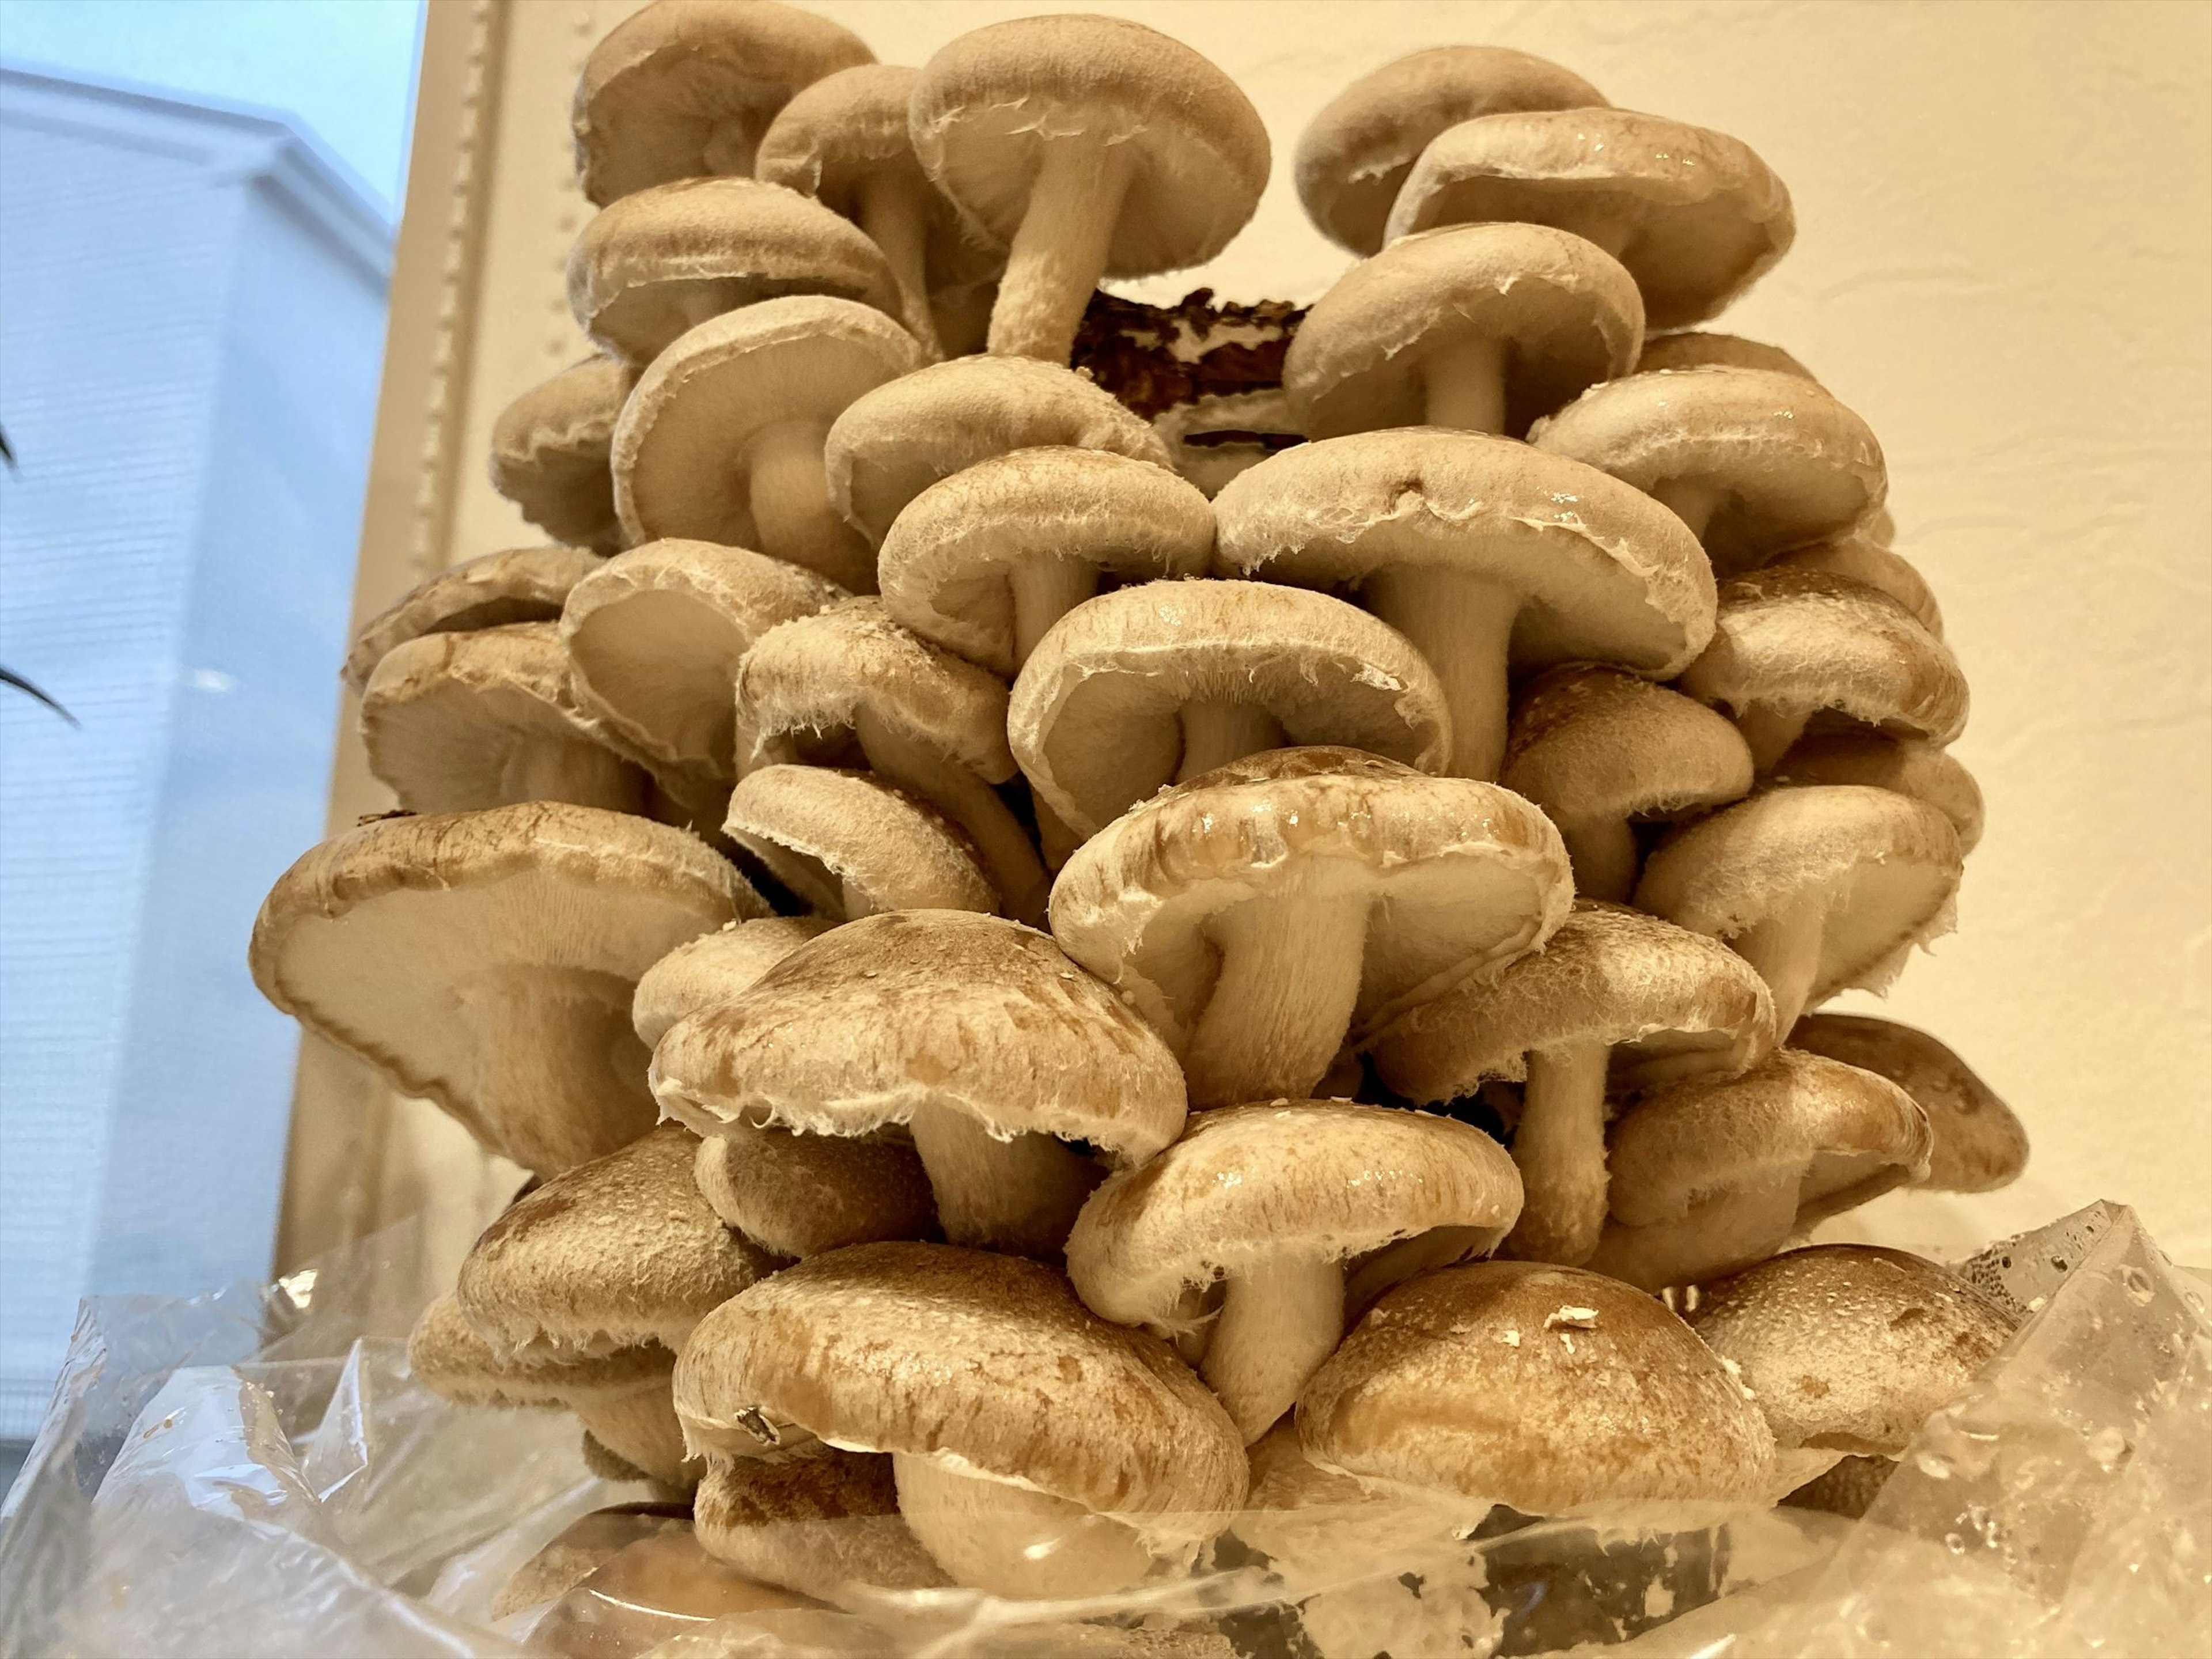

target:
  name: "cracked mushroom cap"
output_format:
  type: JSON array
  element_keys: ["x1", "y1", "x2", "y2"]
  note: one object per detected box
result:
[
  {"x1": 567, "y1": 178, "x2": 899, "y2": 365},
  {"x1": 1529, "y1": 369, "x2": 1886, "y2": 575},
  {"x1": 825, "y1": 355, "x2": 1173, "y2": 548},
  {"x1": 344, "y1": 546, "x2": 602, "y2": 694},
  {"x1": 1294, "y1": 46, "x2": 1607, "y2": 256},
  {"x1": 1502, "y1": 664, "x2": 1755, "y2": 833},
  {"x1": 1388, "y1": 109, "x2": 1794, "y2": 329},
  {"x1": 1068, "y1": 1101, "x2": 1523, "y2": 1334},
  {"x1": 1010, "y1": 581, "x2": 1452, "y2": 840},
  {"x1": 1591, "y1": 1048, "x2": 1934, "y2": 1289},
  {"x1": 1769, "y1": 732, "x2": 1983, "y2": 854},
  {"x1": 1677, "y1": 567, "x2": 1968, "y2": 756},
  {"x1": 1771, "y1": 534, "x2": 1942, "y2": 637},
  {"x1": 1684, "y1": 1245, "x2": 2016, "y2": 1468},
  {"x1": 1638, "y1": 332, "x2": 1814, "y2": 381},
  {"x1": 1635, "y1": 785, "x2": 1964, "y2": 1007},
  {"x1": 633, "y1": 915, "x2": 830, "y2": 1048},
  {"x1": 673, "y1": 1242, "x2": 1246, "y2": 1528},
  {"x1": 249, "y1": 804, "x2": 762, "y2": 1174},
  {"x1": 359, "y1": 623, "x2": 646, "y2": 816},
  {"x1": 1371, "y1": 902, "x2": 1776, "y2": 1104},
  {"x1": 650, "y1": 910, "x2": 1186, "y2": 1163},
  {"x1": 722, "y1": 765, "x2": 995, "y2": 919},
  {"x1": 878, "y1": 447, "x2": 1216, "y2": 678},
  {"x1": 694, "y1": 1120, "x2": 938, "y2": 1260},
  {"x1": 1298, "y1": 1262, "x2": 1777, "y2": 1512},
  {"x1": 571, "y1": 0, "x2": 874, "y2": 205},
  {"x1": 1285, "y1": 223, "x2": 1644, "y2": 440},
  {"x1": 695, "y1": 1444, "x2": 949, "y2": 1600},
  {"x1": 487, "y1": 359, "x2": 637, "y2": 553},
  {"x1": 1051, "y1": 747, "x2": 1571, "y2": 1054},
  {"x1": 562, "y1": 539, "x2": 845, "y2": 787},
  {"x1": 409, "y1": 1291, "x2": 675, "y2": 1411},
  {"x1": 1788, "y1": 1014, "x2": 2027, "y2": 1192}
]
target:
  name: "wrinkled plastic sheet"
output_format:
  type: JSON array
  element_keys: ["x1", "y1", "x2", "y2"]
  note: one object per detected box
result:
[{"x1": 0, "y1": 1203, "x2": 2203, "y2": 1659}]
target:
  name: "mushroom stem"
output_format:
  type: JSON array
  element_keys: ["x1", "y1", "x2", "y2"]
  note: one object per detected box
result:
[
  {"x1": 1731, "y1": 893, "x2": 1828, "y2": 1036},
  {"x1": 1010, "y1": 558, "x2": 1103, "y2": 669},
  {"x1": 854, "y1": 707, "x2": 1050, "y2": 925},
  {"x1": 1359, "y1": 565, "x2": 1520, "y2": 779},
  {"x1": 1733, "y1": 703, "x2": 1810, "y2": 772},
  {"x1": 460, "y1": 972, "x2": 658, "y2": 1172},
  {"x1": 1503, "y1": 1037, "x2": 1613, "y2": 1266},
  {"x1": 1421, "y1": 332, "x2": 1510, "y2": 434},
  {"x1": 1585, "y1": 1174, "x2": 1800, "y2": 1292},
  {"x1": 1556, "y1": 813, "x2": 1641, "y2": 903},
  {"x1": 1176, "y1": 700, "x2": 1285, "y2": 782},
  {"x1": 1201, "y1": 1255, "x2": 1347, "y2": 1443},
  {"x1": 892, "y1": 1453, "x2": 1156, "y2": 1599},
  {"x1": 854, "y1": 170, "x2": 944, "y2": 358},
  {"x1": 906, "y1": 1101, "x2": 1102, "y2": 1257},
  {"x1": 1650, "y1": 476, "x2": 1726, "y2": 544},
  {"x1": 987, "y1": 134, "x2": 1135, "y2": 362},
  {"x1": 571, "y1": 1382, "x2": 693, "y2": 1487},
  {"x1": 1185, "y1": 889, "x2": 1370, "y2": 1107},
  {"x1": 745, "y1": 418, "x2": 877, "y2": 592}
]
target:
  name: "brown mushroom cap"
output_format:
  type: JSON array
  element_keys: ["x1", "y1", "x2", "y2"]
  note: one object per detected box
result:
[
  {"x1": 694, "y1": 1444, "x2": 948, "y2": 1600},
  {"x1": 571, "y1": 0, "x2": 874, "y2": 205},
  {"x1": 487, "y1": 360, "x2": 637, "y2": 554},
  {"x1": 825, "y1": 355, "x2": 1173, "y2": 548},
  {"x1": 1388, "y1": 109, "x2": 1794, "y2": 328},
  {"x1": 722, "y1": 764, "x2": 995, "y2": 919},
  {"x1": 693, "y1": 1120, "x2": 938, "y2": 1260},
  {"x1": 877, "y1": 447, "x2": 1216, "y2": 678},
  {"x1": 1009, "y1": 581, "x2": 1453, "y2": 840},
  {"x1": 633, "y1": 916, "x2": 830, "y2": 1048},
  {"x1": 457, "y1": 1124, "x2": 779, "y2": 1358},
  {"x1": 1788, "y1": 1014, "x2": 2027, "y2": 1192},
  {"x1": 1284, "y1": 223, "x2": 1643, "y2": 439},
  {"x1": 249, "y1": 804, "x2": 761, "y2": 1174},
  {"x1": 1771, "y1": 534, "x2": 1942, "y2": 637},
  {"x1": 1529, "y1": 368, "x2": 1885, "y2": 576},
  {"x1": 567, "y1": 178, "x2": 899, "y2": 366},
  {"x1": 1769, "y1": 732, "x2": 1984, "y2": 854},
  {"x1": 1637, "y1": 332, "x2": 1814, "y2": 381},
  {"x1": 1298, "y1": 1262, "x2": 1776, "y2": 1512},
  {"x1": 1294, "y1": 46, "x2": 1608, "y2": 257},
  {"x1": 344, "y1": 546, "x2": 601, "y2": 695}
]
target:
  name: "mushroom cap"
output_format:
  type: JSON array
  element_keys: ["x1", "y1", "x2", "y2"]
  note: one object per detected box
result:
[
  {"x1": 567, "y1": 178, "x2": 899, "y2": 365},
  {"x1": 1676, "y1": 567, "x2": 1968, "y2": 749},
  {"x1": 694, "y1": 1120, "x2": 939, "y2": 1259},
  {"x1": 562, "y1": 539, "x2": 846, "y2": 783},
  {"x1": 359, "y1": 623, "x2": 645, "y2": 815},
  {"x1": 1298, "y1": 1262, "x2": 1776, "y2": 1512},
  {"x1": 694, "y1": 1444, "x2": 949, "y2": 1598},
  {"x1": 1529, "y1": 369, "x2": 1886, "y2": 575},
  {"x1": 1769, "y1": 732, "x2": 1983, "y2": 854},
  {"x1": 1151, "y1": 391, "x2": 1304, "y2": 499},
  {"x1": 1285, "y1": 224, "x2": 1644, "y2": 440},
  {"x1": 1372, "y1": 902, "x2": 1776, "y2": 1103},
  {"x1": 1388, "y1": 109, "x2": 1794, "y2": 329},
  {"x1": 910, "y1": 14, "x2": 1268, "y2": 280},
  {"x1": 248, "y1": 804, "x2": 761, "y2": 1173},
  {"x1": 722, "y1": 765, "x2": 995, "y2": 918},
  {"x1": 825, "y1": 355, "x2": 1173, "y2": 548},
  {"x1": 1771, "y1": 534, "x2": 1942, "y2": 637},
  {"x1": 1010, "y1": 581, "x2": 1453, "y2": 840},
  {"x1": 1605, "y1": 1048, "x2": 1933, "y2": 1232},
  {"x1": 1294, "y1": 46, "x2": 1608, "y2": 256},
  {"x1": 1502, "y1": 664, "x2": 1755, "y2": 828},
  {"x1": 734, "y1": 597, "x2": 1015, "y2": 783},
  {"x1": 634, "y1": 916, "x2": 830, "y2": 1048},
  {"x1": 878, "y1": 448, "x2": 1217, "y2": 677},
  {"x1": 457, "y1": 1124, "x2": 781, "y2": 1358},
  {"x1": 1635, "y1": 786, "x2": 1963, "y2": 1006},
  {"x1": 651, "y1": 910, "x2": 1187, "y2": 1162},
  {"x1": 1788, "y1": 1014, "x2": 2027, "y2": 1192},
  {"x1": 755, "y1": 63, "x2": 923, "y2": 211},
  {"x1": 571, "y1": 0, "x2": 874, "y2": 205},
  {"x1": 1684, "y1": 1245, "x2": 2015, "y2": 1456},
  {"x1": 1067, "y1": 1101, "x2": 1523, "y2": 1332},
  {"x1": 1213, "y1": 428, "x2": 1716, "y2": 679},
  {"x1": 487, "y1": 360, "x2": 637, "y2": 553},
  {"x1": 1051, "y1": 747, "x2": 1571, "y2": 1050},
  {"x1": 344, "y1": 546, "x2": 601, "y2": 694},
  {"x1": 611, "y1": 297, "x2": 925, "y2": 552},
  {"x1": 409, "y1": 1292, "x2": 675, "y2": 1410},
  {"x1": 673, "y1": 1241, "x2": 1246, "y2": 1527},
  {"x1": 1637, "y1": 332, "x2": 1814, "y2": 381}
]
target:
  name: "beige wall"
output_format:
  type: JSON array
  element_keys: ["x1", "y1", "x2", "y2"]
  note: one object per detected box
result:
[{"x1": 332, "y1": 0, "x2": 2211, "y2": 1267}]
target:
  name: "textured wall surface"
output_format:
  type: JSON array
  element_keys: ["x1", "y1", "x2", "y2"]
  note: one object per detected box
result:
[{"x1": 450, "y1": 1, "x2": 2211, "y2": 1261}]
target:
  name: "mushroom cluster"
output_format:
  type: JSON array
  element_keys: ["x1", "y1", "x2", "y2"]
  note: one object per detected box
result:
[{"x1": 252, "y1": 2, "x2": 2033, "y2": 1641}]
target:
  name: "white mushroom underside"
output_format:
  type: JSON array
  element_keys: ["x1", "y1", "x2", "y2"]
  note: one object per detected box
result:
[{"x1": 892, "y1": 1452, "x2": 1161, "y2": 1600}]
